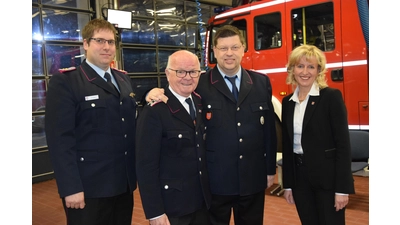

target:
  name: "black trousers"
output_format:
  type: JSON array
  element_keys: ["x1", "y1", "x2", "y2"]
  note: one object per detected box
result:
[
  {"x1": 168, "y1": 203, "x2": 211, "y2": 225},
  {"x1": 209, "y1": 190, "x2": 265, "y2": 225},
  {"x1": 62, "y1": 191, "x2": 133, "y2": 225},
  {"x1": 292, "y1": 164, "x2": 346, "y2": 225}
]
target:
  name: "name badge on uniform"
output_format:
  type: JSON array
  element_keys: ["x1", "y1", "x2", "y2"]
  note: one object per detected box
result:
[{"x1": 85, "y1": 95, "x2": 99, "y2": 101}]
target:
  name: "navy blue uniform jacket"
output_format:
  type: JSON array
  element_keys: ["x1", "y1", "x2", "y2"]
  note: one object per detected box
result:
[
  {"x1": 136, "y1": 86, "x2": 212, "y2": 219},
  {"x1": 197, "y1": 66, "x2": 277, "y2": 196},
  {"x1": 45, "y1": 60, "x2": 138, "y2": 198}
]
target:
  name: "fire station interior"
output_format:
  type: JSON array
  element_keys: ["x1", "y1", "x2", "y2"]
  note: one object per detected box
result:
[{"x1": 29, "y1": 0, "x2": 376, "y2": 224}]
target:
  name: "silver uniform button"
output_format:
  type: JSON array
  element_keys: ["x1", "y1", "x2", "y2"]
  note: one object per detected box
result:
[
  {"x1": 91, "y1": 103, "x2": 95, "y2": 107},
  {"x1": 120, "y1": 102, "x2": 123, "y2": 105},
  {"x1": 178, "y1": 134, "x2": 183, "y2": 138},
  {"x1": 237, "y1": 122, "x2": 241, "y2": 127},
  {"x1": 122, "y1": 118, "x2": 125, "y2": 121},
  {"x1": 164, "y1": 185, "x2": 169, "y2": 189},
  {"x1": 239, "y1": 155, "x2": 243, "y2": 159},
  {"x1": 239, "y1": 138, "x2": 243, "y2": 142},
  {"x1": 207, "y1": 105, "x2": 211, "y2": 109},
  {"x1": 237, "y1": 107, "x2": 240, "y2": 111},
  {"x1": 80, "y1": 157, "x2": 84, "y2": 161},
  {"x1": 259, "y1": 106, "x2": 263, "y2": 110}
]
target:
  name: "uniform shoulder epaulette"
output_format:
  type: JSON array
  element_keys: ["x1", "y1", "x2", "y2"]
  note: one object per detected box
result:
[
  {"x1": 147, "y1": 101, "x2": 163, "y2": 107},
  {"x1": 111, "y1": 67, "x2": 127, "y2": 74},
  {"x1": 58, "y1": 67, "x2": 76, "y2": 73}
]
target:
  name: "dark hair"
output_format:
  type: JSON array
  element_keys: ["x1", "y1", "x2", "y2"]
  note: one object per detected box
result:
[
  {"x1": 213, "y1": 25, "x2": 245, "y2": 47},
  {"x1": 81, "y1": 18, "x2": 117, "y2": 41}
]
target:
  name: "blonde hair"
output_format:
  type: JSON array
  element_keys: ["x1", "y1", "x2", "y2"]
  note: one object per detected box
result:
[{"x1": 286, "y1": 45, "x2": 328, "y2": 89}]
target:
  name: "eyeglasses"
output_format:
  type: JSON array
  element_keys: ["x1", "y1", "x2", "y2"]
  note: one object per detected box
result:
[
  {"x1": 89, "y1": 38, "x2": 116, "y2": 46},
  {"x1": 215, "y1": 45, "x2": 242, "y2": 52},
  {"x1": 168, "y1": 68, "x2": 201, "y2": 78}
]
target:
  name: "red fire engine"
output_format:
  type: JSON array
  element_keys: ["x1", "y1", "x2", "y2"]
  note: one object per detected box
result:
[{"x1": 205, "y1": 0, "x2": 369, "y2": 131}]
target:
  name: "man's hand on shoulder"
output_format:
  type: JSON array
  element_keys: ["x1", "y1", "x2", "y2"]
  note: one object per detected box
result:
[{"x1": 146, "y1": 88, "x2": 168, "y2": 106}]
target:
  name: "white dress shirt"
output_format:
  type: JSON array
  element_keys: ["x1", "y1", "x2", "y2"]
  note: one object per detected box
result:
[{"x1": 289, "y1": 83, "x2": 320, "y2": 154}]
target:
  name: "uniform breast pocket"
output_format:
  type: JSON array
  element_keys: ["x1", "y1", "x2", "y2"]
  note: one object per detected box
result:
[
  {"x1": 203, "y1": 101, "x2": 222, "y2": 128},
  {"x1": 250, "y1": 102, "x2": 270, "y2": 129},
  {"x1": 164, "y1": 130, "x2": 192, "y2": 157},
  {"x1": 79, "y1": 99, "x2": 107, "y2": 128}
]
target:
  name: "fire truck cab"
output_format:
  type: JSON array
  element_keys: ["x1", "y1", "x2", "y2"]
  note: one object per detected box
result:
[{"x1": 205, "y1": 0, "x2": 369, "y2": 131}]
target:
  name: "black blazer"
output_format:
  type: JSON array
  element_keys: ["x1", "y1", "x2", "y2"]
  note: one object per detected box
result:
[
  {"x1": 136, "y1": 86, "x2": 211, "y2": 219},
  {"x1": 45, "y1": 60, "x2": 138, "y2": 198},
  {"x1": 281, "y1": 87, "x2": 355, "y2": 194},
  {"x1": 196, "y1": 66, "x2": 277, "y2": 196}
]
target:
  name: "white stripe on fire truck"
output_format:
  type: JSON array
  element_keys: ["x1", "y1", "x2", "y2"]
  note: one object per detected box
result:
[
  {"x1": 256, "y1": 60, "x2": 367, "y2": 74},
  {"x1": 215, "y1": 0, "x2": 292, "y2": 20}
]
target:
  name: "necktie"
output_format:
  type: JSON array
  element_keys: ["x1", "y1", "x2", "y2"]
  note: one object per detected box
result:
[
  {"x1": 185, "y1": 98, "x2": 196, "y2": 120},
  {"x1": 104, "y1": 72, "x2": 119, "y2": 93},
  {"x1": 225, "y1": 75, "x2": 238, "y2": 101}
]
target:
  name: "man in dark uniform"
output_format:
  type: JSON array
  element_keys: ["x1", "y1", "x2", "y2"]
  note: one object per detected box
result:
[
  {"x1": 136, "y1": 50, "x2": 212, "y2": 225},
  {"x1": 147, "y1": 25, "x2": 277, "y2": 225},
  {"x1": 45, "y1": 18, "x2": 137, "y2": 225}
]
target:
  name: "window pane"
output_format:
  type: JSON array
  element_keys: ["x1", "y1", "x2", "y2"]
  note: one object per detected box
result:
[
  {"x1": 185, "y1": 1, "x2": 214, "y2": 24},
  {"x1": 157, "y1": 21, "x2": 186, "y2": 46},
  {"x1": 42, "y1": 9, "x2": 90, "y2": 41},
  {"x1": 33, "y1": 115, "x2": 47, "y2": 148},
  {"x1": 45, "y1": 45, "x2": 84, "y2": 75},
  {"x1": 32, "y1": 7, "x2": 42, "y2": 41},
  {"x1": 131, "y1": 78, "x2": 159, "y2": 104},
  {"x1": 121, "y1": 19, "x2": 155, "y2": 44},
  {"x1": 160, "y1": 77, "x2": 168, "y2": 88},
  {"x1": 158, "y1": 49, "x2": 177, "y2": 72},
  {"x1": 32, "y1": 80, "x2": 46, "y2": 112},
  {"x1": 122, "y1": 49, "x2": 157, "y2": 73},
  {"x1": 42, "y1": 0, "x2": 89, "y2": 10},
  {"x1": 291, "y1": 2, "x2": 334, "y2": 51},
  {"x1": 155, "y1": 0, "x2": 184, "y2": 21},
  {"x1": 254, "y1": 12, "x2": 282, "y2": 50},
  {"x1": 33, "y1": 44, "x2": 44, "y2": 76},
  {"x1": 187, "y1": 25, "x2": 197, "y2": 49},
  {"x1": 119, "y1": 0, "x2": 154, "y2": 17}
]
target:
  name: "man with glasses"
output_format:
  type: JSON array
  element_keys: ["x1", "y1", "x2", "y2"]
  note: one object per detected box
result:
[
  {"x1": 147, "y1": 25, "x2": 277, "y2": 225},
  {"x1": 45, "y1": 18, "x2": 138, "y2": 225},
  {"x1": 136, "y1": 50, "x2": 212, "y2": 225}
]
